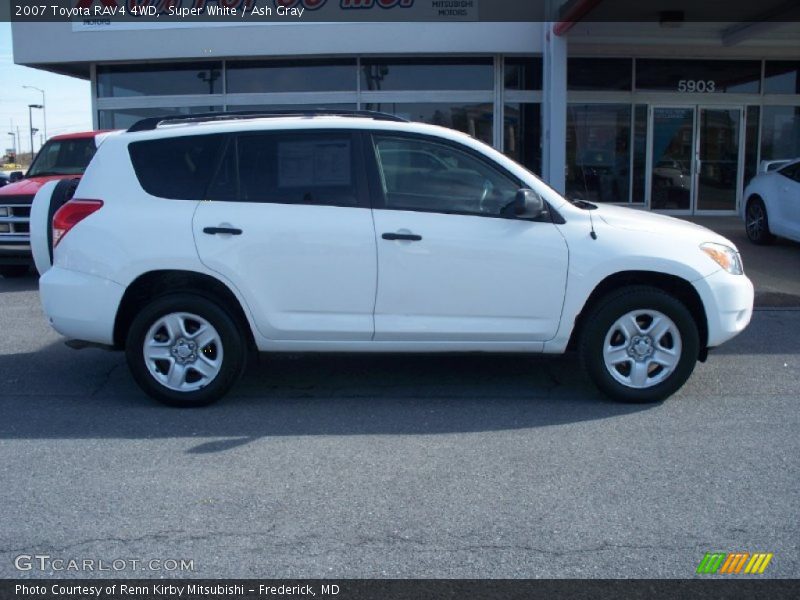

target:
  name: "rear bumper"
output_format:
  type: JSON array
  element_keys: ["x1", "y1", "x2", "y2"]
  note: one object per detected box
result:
[
  {"x1": 39, "y1": 267, "x2": 124, "y2": 346},
  {"x1": 693, "y1": 269, "x2": 754, "y2": 348}
]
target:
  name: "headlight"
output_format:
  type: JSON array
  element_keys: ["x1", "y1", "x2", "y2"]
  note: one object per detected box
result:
[{"x1": 700, "y1": 242, "x2": 743, "y2": 275}]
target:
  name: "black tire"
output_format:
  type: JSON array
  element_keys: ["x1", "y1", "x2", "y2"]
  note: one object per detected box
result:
[
  {"x1": 125, "y1": 293, "x2": 246, "y2": 407},
  {"x1": 745, "y1": 197, "x2": 775, "y2": 245},
  {"x1": 580, "y1": 286, "x2": 700, "y2": 403},
  {"x1": 0, "y1": 265, "x2": 29, "y2": 278},
  {"x1": 47, "y1": 178, "x2": 81, "y2": 262}
]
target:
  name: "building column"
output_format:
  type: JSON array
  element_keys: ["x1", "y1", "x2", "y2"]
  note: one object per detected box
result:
[{"x1": 541, "y1": 21, "x2": 567, "y2": 194}]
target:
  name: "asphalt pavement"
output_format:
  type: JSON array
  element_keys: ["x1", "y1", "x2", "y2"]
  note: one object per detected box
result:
[{"x1": 0, "y1": 274, "x2": 797, "y2": 579}]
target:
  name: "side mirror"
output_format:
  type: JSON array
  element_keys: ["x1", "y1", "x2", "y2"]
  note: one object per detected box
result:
[
  {"x1": 9, "y1": 171, "x2": 23, "y2": 183},
  {"x1": 512, "y1": 188, "x2": 546, "y2": 220}
]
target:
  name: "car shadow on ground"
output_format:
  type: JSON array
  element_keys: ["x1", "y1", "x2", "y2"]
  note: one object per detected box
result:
[
  {"x1": 0, "y1": 272, "x2": 38, "y2": 293},
  {"x1": 0, "y1": 342, "x2": 658, "y2": 450}
]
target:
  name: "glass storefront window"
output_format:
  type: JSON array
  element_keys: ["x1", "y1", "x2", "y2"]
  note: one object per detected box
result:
[
  {"x1": 229, "y1": 104, "x2": 357, "y2": 113},
  {"x1": 761, "y1": 106, "x2": 800, "y2": 161},
  {"x1": 568, "y1": 58, "x2": 632, "y2": 91},
  {"x1": 635, "y1": 59, "x2": 761, "y2": 94},
  {"x1": 765, "y1": 61, "x2": 800, "y2": 94},
  {"x1": 227, "y1": 60, "x2": 356, "y2": 93},
  {"x1": 744, "y1": 106, "x2": 760, "y2": 189},
  {"x1": 566, "y1": 104, "x2": 631, "y2": 203},
  {"x1": 504, "y1": 57, "x2": 542, "y2": 91},
  {"x1": 365, "y1": 102, "x2": 493, "y2": 146},
  {"x1": 361, "y1": 58, "x2": 493, "y2": 91},
  {"x1": 97, "y1": 63, "x2": 223, "y2": 97},
  {"x1": 631, "y1": 105, "x2": 647, "y2": 203},
  {"x1": 504, "y1": 103, "x2": 541, "y2": 175},
  {"x1": 98, "y1": 106, "x2": 222, "y2": 130}
]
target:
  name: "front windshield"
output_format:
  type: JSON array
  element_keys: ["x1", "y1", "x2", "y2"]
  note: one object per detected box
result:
[{"x1": 27, "y1": 138, "x2": 97, "y2": 177}]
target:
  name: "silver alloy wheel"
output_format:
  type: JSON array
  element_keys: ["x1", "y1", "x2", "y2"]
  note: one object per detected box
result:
[
  {"x1": 602, "y1": 309, "x2": 682, "y2": 389},
  {"x1": 142, "y1": 312, "x2": 224, "y2": 392},
  {"x1": 746, "y1": 202, "x2": 765, "y2": 239}
]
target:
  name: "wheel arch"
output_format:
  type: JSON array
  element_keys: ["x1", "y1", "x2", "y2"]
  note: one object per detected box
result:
[
  {"x1": 113, "y1": 270, "x2": 256, "y2": 353},
  {"x1": 746, "y1": 193, "x2": 765, "y2": 211},
  {"x1": 567, "y1": 270, "x2": 709, "y2": 360}
]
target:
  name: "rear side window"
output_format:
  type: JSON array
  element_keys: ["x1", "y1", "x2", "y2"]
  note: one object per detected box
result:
[
  {"x1": 129, "y1": 135, "x2": 225, "y2": 200},
  {"x1": 233, "y1": 132, "x2": 359, "y2": 207},
  {"x1": 778, "y1": 162, "x2": 800, "y2": 183}
]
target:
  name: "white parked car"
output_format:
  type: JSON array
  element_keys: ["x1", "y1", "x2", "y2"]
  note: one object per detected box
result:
[
  {"x1": 743, "y1": 158, "x2": 800, "y2": 244},
  {"x1": 31, "y1": 111, "x2": 754, "y2": 407}
]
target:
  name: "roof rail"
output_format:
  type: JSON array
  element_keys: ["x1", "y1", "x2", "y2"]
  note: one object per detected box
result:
[{"x1": 127, "y1": 109, "x2": 408, "y2": 132}]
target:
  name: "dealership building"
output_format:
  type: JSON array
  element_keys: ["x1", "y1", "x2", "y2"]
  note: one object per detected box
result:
[{"x1": 11, "y1": 2, "x2": 800, "y2": 215}]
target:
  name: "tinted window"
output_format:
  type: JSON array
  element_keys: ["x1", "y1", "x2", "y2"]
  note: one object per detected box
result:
[
  {"x1": 566, "y1": 104, "x2": 632, "y2": 203},
  {"x1": 765, "y1": 61, "x2": 800, "y2": 94},
  {"x1": 129, "y1": 135, "x2": 225, "y2": 200},
  {"x1": 779, "y1": 163, "x2": 800, "y2": 183},
  {"x1": 364, "y1": 102, "x2": 493, "y2": 147},
  {"x1": 98, "y1": 106, "x2": 222, "y2": 130},
  {"x1": 569, "y1": 58, "x2": 632, "y2": 91},
  {"x1": 361, "y1": 58, "x2": 493, "y2": 91},
  {"x1": 373, "y1": 135, "x2": 519, "y2": 216},
  {"x1": 97, "y1": 62, "x2": 222, "y2": 97},
  {"x1": 227, "y1": 60, "x2": 356, "y2": 93},
  {"x1": 504, "y1": 103, "x2": 541, "y2": 175},
  {"x1": 206, "y1": 140, "x2": 238, "y2": 202},
  {"x1": 744, "y1": 106, "x2": 760, "y2": 189},
  {"x1": 761, "y1": 106, "x2": 800, "y2": 160},
  {"x1": 504, "y1": 57, "x2": 542, "y2": 91},
  {"x1": 636, "y1": 59, "x2": 761, "y2": 93},
  {"x1": 236, "y1": 132, "x2": 359, "y2": 207},
  {"x1": 28, "y1": 138, "x2": 97, "y2": 177}
]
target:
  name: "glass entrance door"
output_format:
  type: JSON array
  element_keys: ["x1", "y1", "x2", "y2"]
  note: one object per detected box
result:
[
  {"x1": 648, "y1": 106, "x2": 743, "y2": 214},
  {"x1": 650, "y1": 107, "x2": 694, "y2": 211},
  {"x1": 696, "y1": 107, "x2": 742, "y2": 212}
]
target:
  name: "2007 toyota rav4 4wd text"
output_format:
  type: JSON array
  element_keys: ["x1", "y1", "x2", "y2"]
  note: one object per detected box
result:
[{"x1": 31, "y1": 110, "x2": 754, "y2": 407}]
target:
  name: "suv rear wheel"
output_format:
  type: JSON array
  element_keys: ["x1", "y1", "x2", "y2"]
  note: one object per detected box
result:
[
  {"x1": 125, "y1": 294, "x2": 245, "y2": 407},
  {"x1": 580, "y1": 286, "x2": 699, "y2": 403}
]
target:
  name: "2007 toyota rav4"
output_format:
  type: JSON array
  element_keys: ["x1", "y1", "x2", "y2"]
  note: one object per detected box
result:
[{"x1": 32, "y1": 110, "x2": 754, "y2": 407}]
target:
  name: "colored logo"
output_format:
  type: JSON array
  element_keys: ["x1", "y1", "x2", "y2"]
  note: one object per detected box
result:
[{"x1": 696, "y1": 552, "x2": 773, "y2": 575}]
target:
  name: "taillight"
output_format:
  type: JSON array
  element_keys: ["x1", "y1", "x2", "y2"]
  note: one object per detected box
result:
[{"x1": 52, "y1": 199, "x2": 104, "y2": 248}]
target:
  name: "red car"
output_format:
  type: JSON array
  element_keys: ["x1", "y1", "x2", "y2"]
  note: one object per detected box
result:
[{"x1": 0, "y1": 130, "x2": 112, "y2": 278}]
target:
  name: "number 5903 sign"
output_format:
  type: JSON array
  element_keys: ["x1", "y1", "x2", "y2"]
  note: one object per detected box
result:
[{"x1": 678, "y1": 80, "x2": 716, "y2": 93}]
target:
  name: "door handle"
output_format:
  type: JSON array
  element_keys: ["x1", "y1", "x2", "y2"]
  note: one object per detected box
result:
[
  {"x1": 203, "y1": 226, "x2": 242, "y2": 235},
  {"x1": 382, "y1": 232, "x2": 422, "y2": 241}
]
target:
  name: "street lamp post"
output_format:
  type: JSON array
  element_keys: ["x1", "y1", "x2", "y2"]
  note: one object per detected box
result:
[
  {"x1": 23, "y1": 86, "x2": 46, "y2": 140},
  {"x1": 28, "y1": 104, "x2": 43, "y2": 160}
]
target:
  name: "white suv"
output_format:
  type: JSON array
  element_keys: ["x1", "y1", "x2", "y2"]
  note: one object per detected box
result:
[{"x1": 32, "y1": 111, "x2": 754, "y2": 407}]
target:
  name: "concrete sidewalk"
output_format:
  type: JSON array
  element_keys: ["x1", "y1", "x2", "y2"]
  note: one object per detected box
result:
[{"x1": 683, "y1": 216, "x2": 800, "y2": 308}]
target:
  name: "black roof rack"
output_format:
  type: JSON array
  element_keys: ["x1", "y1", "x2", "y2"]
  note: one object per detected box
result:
[{"x1": 127, "y1": 109, "x2": 408, "y2": 132}]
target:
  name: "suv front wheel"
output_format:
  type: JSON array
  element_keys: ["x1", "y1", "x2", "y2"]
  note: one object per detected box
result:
[
  {"x1": 125, "y1": 294, "x2": 245, "y2": 407},
  {"x1": 580, "y1": 286, "x2": 700, "y2": 403}
]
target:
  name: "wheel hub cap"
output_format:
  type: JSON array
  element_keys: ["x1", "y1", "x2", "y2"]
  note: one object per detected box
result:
[
  {"x1": 628, "y1": 335, "x2": 654, "y2": 360},
  {"x1": 171, "y1": 338, "x2": 197, "y2": 364}
]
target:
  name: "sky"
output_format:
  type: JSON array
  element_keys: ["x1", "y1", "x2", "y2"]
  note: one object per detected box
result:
[{"x1": 0, "y1": 22, "x2": 93, "y2": 155}]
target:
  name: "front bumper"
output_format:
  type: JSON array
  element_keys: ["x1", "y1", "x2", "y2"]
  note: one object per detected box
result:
[
  {"x1": 693, "y1": 269, "x2": 755, "y2": 348},
  {"x1": 0, "y1": 243, "x2": 32, "y2": 265},
  {"x1": 40, "y1": 267, "x2": 124, "y2": 346}
]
